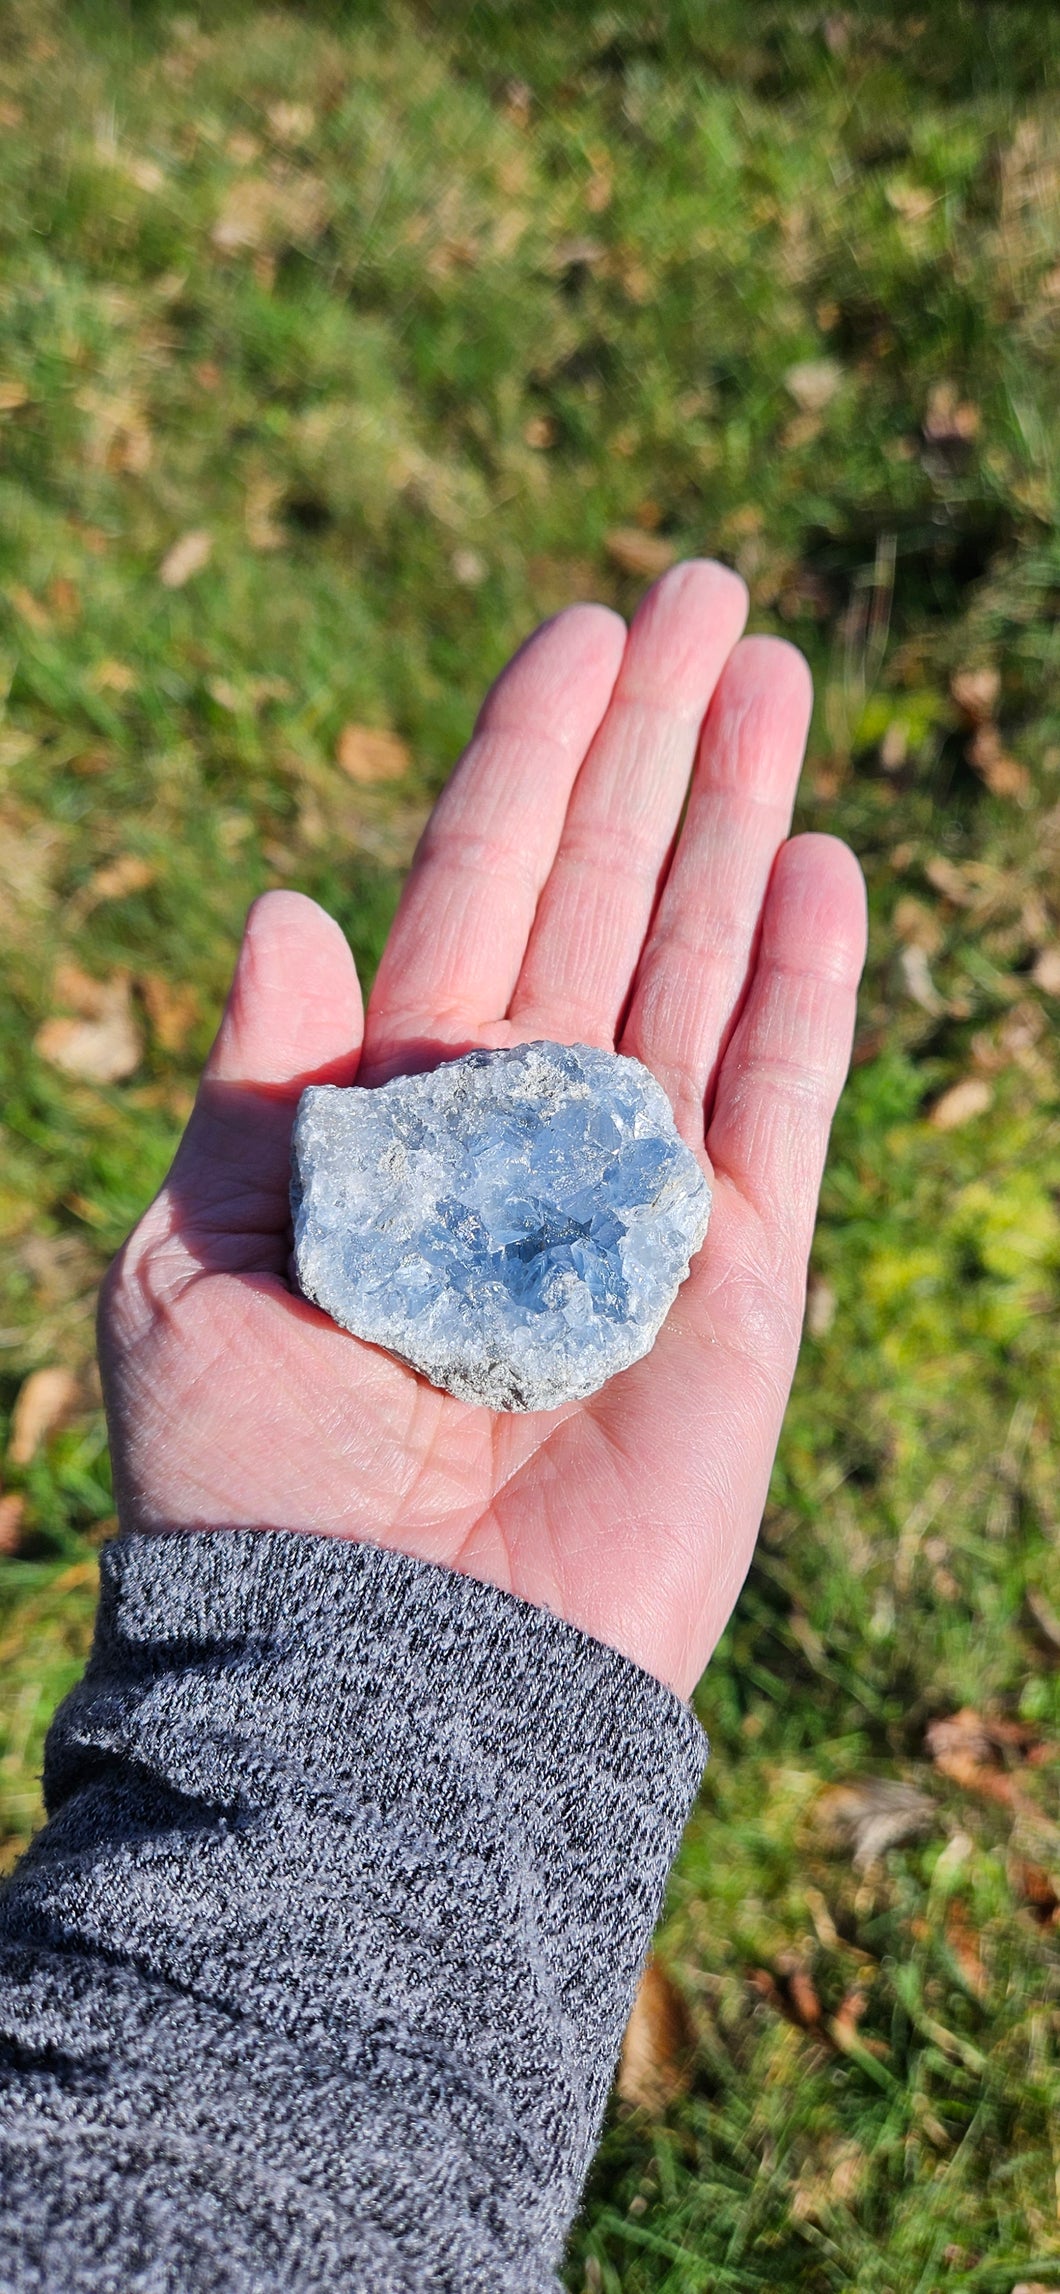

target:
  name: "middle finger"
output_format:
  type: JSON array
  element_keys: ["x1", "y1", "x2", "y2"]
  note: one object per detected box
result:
[{"x1": 507, "y1": 559, "x2": 748, "y2": 1046}]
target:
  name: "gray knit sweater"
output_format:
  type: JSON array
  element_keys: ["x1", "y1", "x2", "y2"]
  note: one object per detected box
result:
[{"x1": 0, "y1": 1531, "x2": 706, "y2": 2291}]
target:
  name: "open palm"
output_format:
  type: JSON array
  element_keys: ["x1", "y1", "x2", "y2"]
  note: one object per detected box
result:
[{"x1": 101, "y1": 563, "x2": 865, "y2": 1697}]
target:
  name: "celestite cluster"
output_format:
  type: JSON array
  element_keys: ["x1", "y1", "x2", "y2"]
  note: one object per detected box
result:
[{"x1": 290, "y1": 1040, "x2": 711, "y2": 1411}]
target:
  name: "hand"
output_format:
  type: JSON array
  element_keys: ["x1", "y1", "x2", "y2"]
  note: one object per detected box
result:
[{"x1": 100, "y1": 563, "x2": 866, "y2": 1698}]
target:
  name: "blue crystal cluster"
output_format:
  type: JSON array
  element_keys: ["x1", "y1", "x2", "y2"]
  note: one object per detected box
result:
[{"x1": 291, "y1": 1040, "x2": 711, "y2": 1411}]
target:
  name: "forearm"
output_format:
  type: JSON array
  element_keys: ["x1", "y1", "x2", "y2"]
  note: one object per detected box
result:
[{"x1": 0, "y1": 1530, "x2": 705, "y2": 2292}]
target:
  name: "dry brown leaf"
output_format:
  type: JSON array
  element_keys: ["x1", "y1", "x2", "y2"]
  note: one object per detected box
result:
[
  {"x1": 9, "y1": 1366, "x2": 81, "y2": 1466},
  {"x1": 924, "y1": 382, "x2": 980, "y2": 443},
  {"x1": 140, "y1": 973, "x2": 200, "y2": 1053},
  {"x1": 605, "y1": 528, "x2": 678, "y2": 579},
  {"x1": 36, "y1": 973, "x2": 142, "y2": 1084},
  {"x1": 815, "y1": 1778, "x2": 936, "y2": 1871},
  {"x1": 784, "y1": 358, "x2": 842, "y2": 413},
  {"x1": 9, "y1": 583, "x2": 50, "y2": 632},
  {"x1": 245, "y1": 474, "x2": 285, "y2": 552},
  {"x1": 944, "y1": 1899, "x2": 988, "y2": 1998},
  {"x1": 335, "y1": 723, "x2": 410, "y2": 785},
  {"x1": 1032, "y1": 946, "x2": 1060, "y2": 996},
  {"x1": 950, "y1": 665, "x2": 1000, "y2": 722},
  {"x1": 212, "y1": 172, "x2": 330, "y2": 254},
  {"x1": 50, "y1": 962, "x2": 116, "y2": 1018},
  {"x1": 930, "y1": 1076, "x2": 993, "y2": 1130},
  {"x1": 0, "y1": 380, "x2": 29, "y2": 414},
  {"x1": 894, "y1": 895, "x2": 942, "y2": 952},
  {"x1": 968, "y1": 725, "x2": 1030, "y2": 800},
  {"x1": 1011, "y1": 1858, "x2": 1059, "y2": 1920},
  {"x1": 267, "y1": 102, "x2": 316, "y2": 144},
  {"x1": 805, "y1": 1272, "x2": 836, "y2": 1338},
  {"x1": 71, "y1": 854, "x2": 156, "y2": 921},
  {"x1": 89, "y1": 659, "x2": 138, "y2": 695},
  {"x1": 924, "y1": 854, "x2": 975, "y2": 905},
  {"x1": 0, "y1": 1494, "x2": 26, "y2": 1554},
  {"x1": 897, "y1": 941, "x2": 943, "y2": 1014},
  {"x1": 617, "y1": 1958, "x2": 693, "y2": 2112},
  {"x1": 159, "y1": 529, "x2": 213, "y2": 589},
  {"x1": 1025, "y1": 1588, "x2": 1060, "y2": 1657},
  {"x1": 451, "y1": 547, "x2": 487, "y2": 588}
]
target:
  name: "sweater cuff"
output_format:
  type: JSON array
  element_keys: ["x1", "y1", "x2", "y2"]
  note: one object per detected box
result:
[{"x1": 16, "y1": 1530, "x2": 705, "y2": 2266}]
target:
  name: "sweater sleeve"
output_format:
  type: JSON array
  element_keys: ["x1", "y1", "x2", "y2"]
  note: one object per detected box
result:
[{"x1": 0, "y1": 1530, "x2": 706, "y2": 2293}]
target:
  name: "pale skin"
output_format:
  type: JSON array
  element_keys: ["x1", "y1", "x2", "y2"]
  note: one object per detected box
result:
[{"x1": 100, "y1": 561, "x2": 867, "y2": 1699}]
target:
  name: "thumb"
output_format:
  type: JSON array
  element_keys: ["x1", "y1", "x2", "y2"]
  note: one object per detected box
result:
[
  {"x1": 202, "y1": 889, "x2": 364, "y2": 1091},
  {"x1": 167, "y1": 890, "x2": 364, "y2": 1251}
]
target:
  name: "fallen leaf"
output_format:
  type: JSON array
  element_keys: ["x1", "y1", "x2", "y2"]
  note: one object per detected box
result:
[
  {"x1": 617, "y1": 1958, "x2": 693, "y2": 2111},
  {"x1": 924, "y1": 854, "x2": 975, "y2": 905},
  {"x1": 0, "y1": 379, "x2": 29, "y2": 413},
  {"x1": 89, "y1": 659, "x2": 138, "y2": 695},
  {"x1": 1025, "y1": 1588, "x2": 1060, "y2": 1657},
  {"x1": 784, "y1": 358, "x2": 843, "y2": 413},
  {"x1": 212, "y1": 172, "x2": 330, "y2": 254},
  {"x1": 923, "y1": 382, "x2": 980, "y2": 443},
  {"x1": 159, "y1": 529, "x2": 213, "y2": 589},
  {"x1": 50, "y1": 962, "x2": 112, "y2": 1017},
  {"x1": 930, "y1": 1076, "x2": 993, "y2": 1130},
  {"x1": 815, "y1": 1778, "x2": 936, "y2": 1870},
  {"x1": 950, "y1": 665, "x2": 1000, "y2": 722},
  {"x1": 898, "y1": 941, "x2": 943, "y2": 1014},
  {"x1": 894, "y1": 895, "x2": 942, "y2": 952},
  {"x1": 605, "y1": 528, "x2": 678, "y2": 579},
  {"x1": 887, "y1": 182, "x2": 937, "y2": 224},
  {"x1": 1011, "y1": 1859, "x2": 1059, "y2": 1920},
  {"x1": 70, "y1": 854, "x2": 156, "y2": 921},
  {"x1": 805, "y1": 1272, "x2": 836, "y2": 1338},
  {"x1": 1032, "y1": 946, "x2": 1060, "y2": 996},
  {"x1": 267, "y1": 101, "x2": 316, "y2": 143},
  {"x1": 9, "y1": 583, "x2": 50, "y2": 632},
  {"x1": 0, "y1": 1494, "x2": 26, "y2": 1554},
  {"x1": 36, "y1": 973, "x2": 142, "y2": 1084},
  {"x1": 451, "y1": 547, "x2": 487, "y2": 587},
  {"x1": 944, "y1": 1898, "x2": 988, "y2": 1997},
  {"x1": 47, "y1": 576, "x2": 80, "y2": 622},
  {"x1": 335, "y1": 723, "x2": 410, "y2": 784},
  {"x1": 139, "y1": 973, "x2": 200, "y2": 1053},
  {"x1": 968, "y1": 724, "x2": 1030, "y2": 799},
  {"x1": 8, "y1": 1366, "x2": 81, "y2": 1466},
  {"x1": 245, "y1": 474, "x2": 285, "y2": 552},
  {"x1": 879, "y1": 721, "x2": 907, "y2": 770}
]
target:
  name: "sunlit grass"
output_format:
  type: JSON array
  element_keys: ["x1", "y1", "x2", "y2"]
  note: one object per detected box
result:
[{"x1": 1, "y1": 4, "x2": 1059, "y2": 2282}]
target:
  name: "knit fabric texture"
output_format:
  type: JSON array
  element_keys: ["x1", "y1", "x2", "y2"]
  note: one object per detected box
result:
[{"x1": 0, "y1": 1530, "x2": 706, "y2": 2291}]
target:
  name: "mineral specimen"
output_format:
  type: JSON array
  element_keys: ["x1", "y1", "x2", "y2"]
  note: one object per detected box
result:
[{"x1": 290, "y1": 1040, "x2": 711, "y2": 1411}]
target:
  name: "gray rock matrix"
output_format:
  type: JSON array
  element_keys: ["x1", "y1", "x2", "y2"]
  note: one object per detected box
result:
[{"x1": 291, "y1": 1039, "x2": 712, "y2": 1410}]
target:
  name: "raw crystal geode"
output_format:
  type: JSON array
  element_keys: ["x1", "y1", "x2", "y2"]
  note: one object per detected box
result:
[{"x1": 290, "y1": 1040, "x2": 710, "y2": 1411}]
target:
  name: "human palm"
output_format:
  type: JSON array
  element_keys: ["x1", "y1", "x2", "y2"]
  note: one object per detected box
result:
[{"x1": 101, "y1": 563, "x2": 865, "y2": 1697}]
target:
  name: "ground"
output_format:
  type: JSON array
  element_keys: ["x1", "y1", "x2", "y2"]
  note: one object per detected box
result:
[{"x1": 1, "y1": 4, "x2": 1059, "y2": 2286}]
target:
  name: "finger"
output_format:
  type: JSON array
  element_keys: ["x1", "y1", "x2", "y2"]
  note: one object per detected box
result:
[
  {"x1": 169, "y1": 890, "x2": 363, "y2": 1241},
  {"x1": 360, "y1": 603, "x2": 626, "y2": 1083},
  {"x1": 507, "y1": 560, "x2": 748, "y2": 1046},
  {"x1": 203, "y1": 889, "x2": 363, "y2": 1090},
  {"x1": 621, "y1": 636, "x2": 812, "y2": 1143},
  {"x1": 706, "y1": 833, "x2": 867, "y2": 1265}
]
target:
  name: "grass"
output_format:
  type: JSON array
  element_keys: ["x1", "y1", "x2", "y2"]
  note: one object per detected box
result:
[{"x1": 0, "y1": 1, "x2": 1058, "y2": 2282}]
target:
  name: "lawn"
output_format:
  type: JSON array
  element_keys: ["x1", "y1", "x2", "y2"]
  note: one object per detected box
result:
[{"x1": 1, "y1": 2, "x2": 1059, "y2": 2284}]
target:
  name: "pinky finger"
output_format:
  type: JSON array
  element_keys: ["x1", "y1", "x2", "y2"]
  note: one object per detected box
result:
[{"x1": 706, "y1": 834, "x2": 867, "y2": 1265}]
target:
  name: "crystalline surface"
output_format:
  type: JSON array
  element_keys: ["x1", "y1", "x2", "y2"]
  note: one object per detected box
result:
[{"x1": 290, "y1": 1040, "x2": 711, "y2": 1411}]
